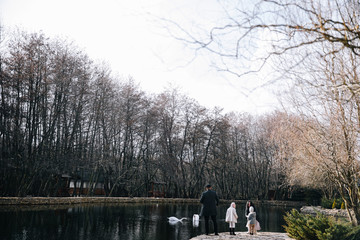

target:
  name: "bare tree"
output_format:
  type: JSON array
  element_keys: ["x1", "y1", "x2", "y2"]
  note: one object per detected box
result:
[
  {"x1": 163, "y1": 0, "x2": 360, "y2": 224},
  {"x1": 164, "y1": 0, "x2": 359, "y2": 79},
  {"x1": 280, "y1": 42, "x2": 360, "y2": 225}
]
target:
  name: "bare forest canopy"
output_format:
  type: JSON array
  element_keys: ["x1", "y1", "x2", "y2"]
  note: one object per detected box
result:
[{"x1": 0, "y1": 29, "x2": 303, "y2": 200}]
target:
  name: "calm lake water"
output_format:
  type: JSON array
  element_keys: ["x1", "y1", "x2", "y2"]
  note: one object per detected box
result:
[{"x1": 0, "y1": 202, "x2": 297, "y2": 240}]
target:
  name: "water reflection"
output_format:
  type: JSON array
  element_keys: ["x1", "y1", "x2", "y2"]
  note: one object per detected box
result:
[{"x1": 0, "y1": 203, "x2": 297, "y2": 240}]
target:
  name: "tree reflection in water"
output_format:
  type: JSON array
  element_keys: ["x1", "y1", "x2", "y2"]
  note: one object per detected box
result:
[{"x1": 0, "y1": 203, "x2": 296, "y2": 240}]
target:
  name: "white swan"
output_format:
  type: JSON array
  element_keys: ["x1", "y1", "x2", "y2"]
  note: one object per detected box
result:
[{"x1": 168, "y1": 216, "x2": 187, "y2": 222}]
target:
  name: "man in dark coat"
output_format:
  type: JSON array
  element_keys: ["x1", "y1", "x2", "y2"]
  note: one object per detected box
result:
[{"x1": 200, "y1": 184, "x2": 219, "y2": 235}]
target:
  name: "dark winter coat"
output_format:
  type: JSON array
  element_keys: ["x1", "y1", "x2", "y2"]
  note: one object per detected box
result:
[{"x1": 200, "y1": 189, "x2": 219, "y2": 216}]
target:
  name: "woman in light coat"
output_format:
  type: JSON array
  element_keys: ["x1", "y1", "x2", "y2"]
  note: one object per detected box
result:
[{"x1": 225, "y1": 202, "x2": 238, "y2": 235}]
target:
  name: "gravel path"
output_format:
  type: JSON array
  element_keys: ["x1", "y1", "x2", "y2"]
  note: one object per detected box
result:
[{"x1": 190, "y1": 231, "x2": 295, "y2": 240}]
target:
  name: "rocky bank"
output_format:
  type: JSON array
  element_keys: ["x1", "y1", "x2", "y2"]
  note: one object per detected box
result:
[{"x1": 190, "y1": 232, "x2": 294, "y2": 240}]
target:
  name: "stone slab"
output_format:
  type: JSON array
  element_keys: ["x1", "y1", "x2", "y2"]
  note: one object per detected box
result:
[{"x1": 190, "y1": 232, "x2": 294, "y2": 240}]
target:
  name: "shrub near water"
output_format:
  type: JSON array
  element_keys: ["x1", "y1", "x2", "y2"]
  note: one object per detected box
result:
[
  {"x1": 284, "y1": 209, "x2": 353, "y2": 240},
  {"x1": 344, "y1": 226, "x2": 360, "y2": 240},
  {"x1": 321, "y1": 198, "x2": 343, "y2": 209},
  {"x1": 320, "y1": 198, "x2": 333, "y2": 209}
]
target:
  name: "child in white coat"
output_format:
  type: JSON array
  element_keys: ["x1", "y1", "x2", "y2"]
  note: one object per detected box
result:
[{"x1": 225, "y1": 202, "x2": 238, "y2": 235}]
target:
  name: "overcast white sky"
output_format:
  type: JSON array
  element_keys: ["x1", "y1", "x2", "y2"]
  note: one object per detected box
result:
[{"x1": 0, "y1": 0, "x2": 281, "y2": 115}]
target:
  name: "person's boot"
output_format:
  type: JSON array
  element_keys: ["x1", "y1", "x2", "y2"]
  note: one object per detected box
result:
[
  {"x1": 232, "y1": 228, "x2": 236, "y2": 235},
  {"x1": 229, "y1": 228, "x2": 232, "y2": 235}
]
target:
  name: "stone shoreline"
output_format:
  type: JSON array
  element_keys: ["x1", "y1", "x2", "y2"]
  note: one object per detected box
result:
[
  {"x1": 0, "y1": 197, "x2": 304, "y2": 207},
  {"x1": 190, "y1": 232, "x2": 294, "y2": 240},
  {"x1": 300, "y1": 206, "x2": 350, "y2": 218}
]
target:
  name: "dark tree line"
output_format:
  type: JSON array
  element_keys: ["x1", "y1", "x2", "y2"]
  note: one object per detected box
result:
[{"x1": 0, "y1": 30, "x2": 293, "y2": 199}]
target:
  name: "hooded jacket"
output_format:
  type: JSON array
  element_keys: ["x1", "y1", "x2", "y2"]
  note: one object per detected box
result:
[
  {"x1": 225, "y1": 202, "x2": 238, "y2": 223},
  {"x1": 247, "y1": 206, "x2": 256, "y2": 225}
]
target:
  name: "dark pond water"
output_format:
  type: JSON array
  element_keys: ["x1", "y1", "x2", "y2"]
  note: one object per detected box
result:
[{"x1": 0, "y1": 202, "x2": 297, "y2": 240}]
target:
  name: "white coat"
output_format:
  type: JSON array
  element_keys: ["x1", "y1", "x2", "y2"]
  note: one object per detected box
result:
[{"x1": 225, "y1": 204, "x2": 238, "y2": 223}]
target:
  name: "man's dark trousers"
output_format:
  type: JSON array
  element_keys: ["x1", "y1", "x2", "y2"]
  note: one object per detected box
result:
[{"x1": 204, "y1": 215, "x2": 218, "y2": 235}]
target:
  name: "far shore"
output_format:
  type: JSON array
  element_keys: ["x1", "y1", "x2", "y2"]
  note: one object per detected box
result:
[{"x1": 0, "y1": 196, "x2": 304, "y2": 208}]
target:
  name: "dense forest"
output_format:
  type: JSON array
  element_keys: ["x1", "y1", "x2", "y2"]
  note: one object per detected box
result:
[{"x1": 0, "y1": 29, "x2": 301, "y2": 199}]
